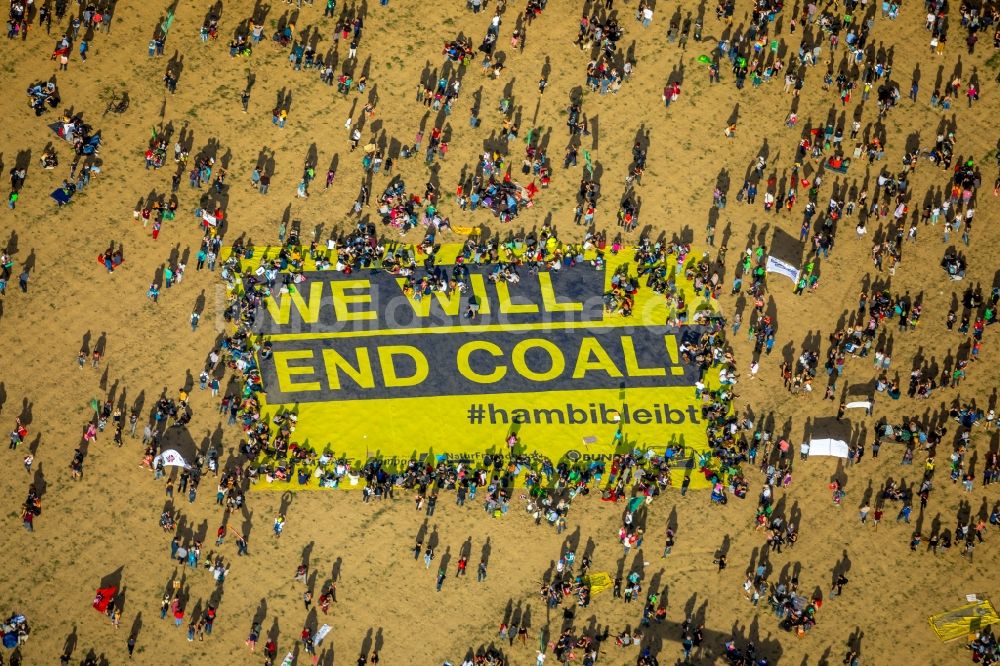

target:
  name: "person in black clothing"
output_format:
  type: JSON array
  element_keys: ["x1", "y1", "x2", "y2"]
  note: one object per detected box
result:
[{"x1": 833, "y1": 574, "x2": 849, "y2": 596}]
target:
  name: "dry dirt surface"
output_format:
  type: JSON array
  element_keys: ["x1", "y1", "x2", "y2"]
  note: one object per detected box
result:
[{"x1": 1, "y1": 0, "x2": 999, "y2": 664}]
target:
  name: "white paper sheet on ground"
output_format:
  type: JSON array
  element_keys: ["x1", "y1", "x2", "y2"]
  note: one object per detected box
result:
[
  {"x1": 845, "y1": 401, "x2": 872, "y2": 411},
  {"x1": 808, "y1": 438, "x2": 850, "y2": 458}
]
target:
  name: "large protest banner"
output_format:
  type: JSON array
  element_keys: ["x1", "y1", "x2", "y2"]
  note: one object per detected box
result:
[{"x1": 236, "y1": 244, "x2": 721, "y2": 487}]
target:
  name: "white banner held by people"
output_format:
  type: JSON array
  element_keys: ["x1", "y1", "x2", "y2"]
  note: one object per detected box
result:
[
  {"x1": 845, "y1": 400, "x2": 874, "y2": 415},
  {"x1": 153, "y1": 449, "x2": 192, "y2": 469},
  {"x1": 314, "y1": 624, "x2": 332, "y2": 645},
  {"x1": 807, "y1": 438, "x2": 850, "y2": 458},
  {"x1": 765, "y1": 255, "x2": 800, "y2": 284}
]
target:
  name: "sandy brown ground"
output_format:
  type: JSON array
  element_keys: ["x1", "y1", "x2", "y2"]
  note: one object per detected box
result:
[{"x1": 1, "y1": 0, "x2": 999, "y2": 664}]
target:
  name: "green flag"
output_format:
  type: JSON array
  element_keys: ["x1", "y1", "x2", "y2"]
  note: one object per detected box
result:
[{"x1": 161, "y1": 10, "x2": 174, "y2": 34}]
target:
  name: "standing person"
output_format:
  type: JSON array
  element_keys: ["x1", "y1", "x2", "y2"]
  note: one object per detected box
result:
[
  {"x1": 246, "y1": 623, "x2": 260, "y2": 652},
  {"x1": 662, "y1": 528, "x2": 675, "y2": 557},
  {"x1": 234, "y1": 529, "x2": 249, "y2": 556},
  {"x1": 319, "y1": 589, "x2": 333, "y2": 614},
  {"x1": 713, "y1": 554, "x2": 727, "y2": 571},
  {"x1": 18, "y1": 269, "x2": 29, "y2": 292},
  {"x1": 832, "y1": 573, "x2": 849, "y2": 596},
  {"x1": 241, "y1": 89, "x2": 250, "y2": 112}
]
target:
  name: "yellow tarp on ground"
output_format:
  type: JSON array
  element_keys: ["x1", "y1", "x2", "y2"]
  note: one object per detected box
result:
[
  {"x1": 928, "y1": 600, "x2": 1000, "y2": 641},
  {"x1": 582, "y1": 572, "x2": 614, "y2": 595},
  {"x1": 225, "y1": 243, "x2": 726, "y2": 491}
]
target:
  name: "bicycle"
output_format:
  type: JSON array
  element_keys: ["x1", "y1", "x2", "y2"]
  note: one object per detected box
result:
[{"x1": 102, "y1": 90, "x2": 129, "y2": 116}]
